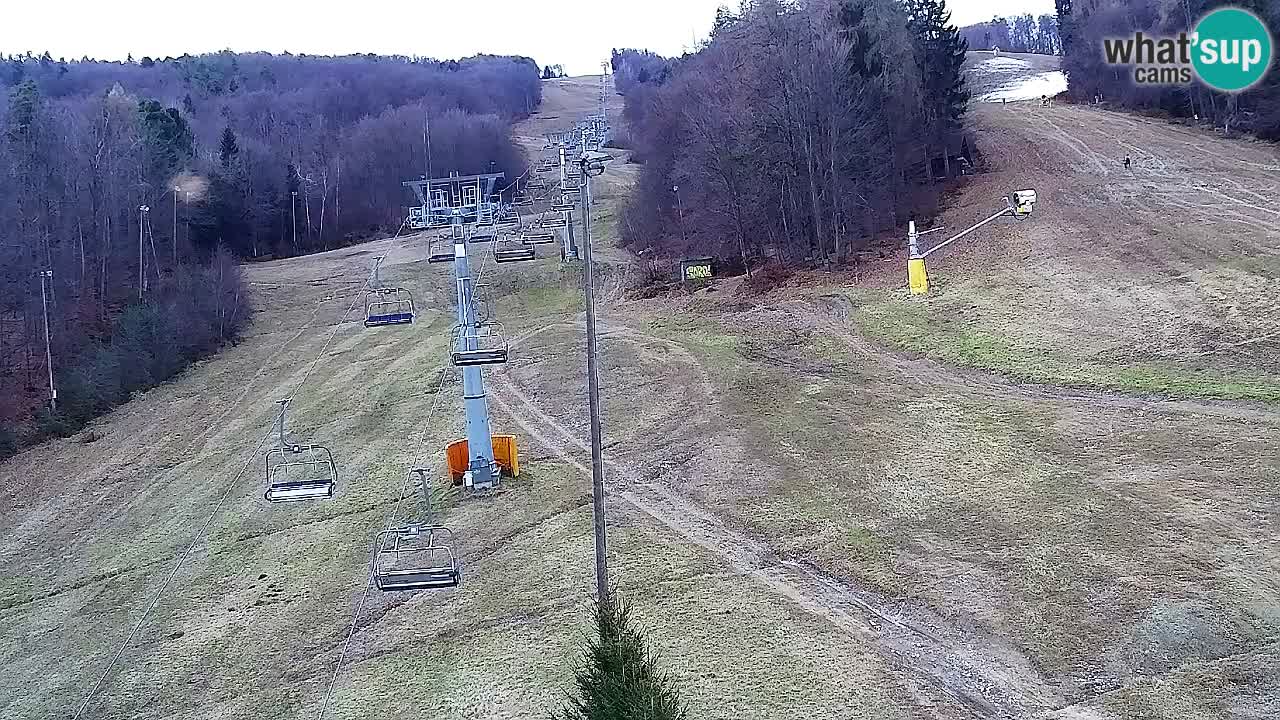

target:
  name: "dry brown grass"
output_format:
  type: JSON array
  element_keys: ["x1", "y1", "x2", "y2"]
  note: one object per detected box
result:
[{"x1": 4, "y1": 74, "x2": 1279, "y2": 720}]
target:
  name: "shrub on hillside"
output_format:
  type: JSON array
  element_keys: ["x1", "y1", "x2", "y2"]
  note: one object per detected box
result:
[
  {"x1": 554, "y1": 594, "x2": 689, "y2": 720},
  {"x1": 740, "y1": 262, "x2": 794, "y2": 295}
]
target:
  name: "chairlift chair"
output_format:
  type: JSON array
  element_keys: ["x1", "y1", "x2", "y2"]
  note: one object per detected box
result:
[
  {"x1": 363, "y1": 256, "x2": 415, "y2": 326},
  {"x1": 451, "y1": 322, "x2": 509, "y2": 366},
  {"x1": 264, "y1": 400, "x2": 337, "y2": 503},
  {"x1": 521, "y1": 231, "x2": 556, "y2": 245},
  {"x1": 469, "y1": 224, "x2": 498, "y2": 242},
  {"x1": 494, "y1": 240, "x2": 536, "y2": 263},
  {"x1": 364, "y1": 287, "x2": 416, "y2": 326},
  {"x1": 373, "y1": 525, "x2": 461, "y2": 591},
  {"x1": 551, "y1": 201, "x2": 575, "y2": 212},
  {"x1": 426, "y1": 230, "x2": 457, "y2": 263},
  {"x1": 540, "y1": 216, "x2": 567, "y2": 229}
]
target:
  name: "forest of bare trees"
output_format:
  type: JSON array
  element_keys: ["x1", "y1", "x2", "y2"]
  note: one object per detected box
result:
[
  {"x1": 613, "y1": 0, "x2": 970, "y2": 272},
  {"x1": 0, "y1": 52, "x2": 543, "y2": 458},
  {"x1": 959, "y1": 14, "x2": 1062, "y2": 54},
  {"x1": 1058, "y1": 0, "x2": 1280, "y2": 138}
]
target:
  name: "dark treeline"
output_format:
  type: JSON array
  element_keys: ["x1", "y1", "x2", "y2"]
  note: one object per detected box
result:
[
  {"x1": 0, "y1": 51, "x2": 543, "y2": 458},
  {"x1": 959, "y1": 14, "x2": 1062, "y2": 54},
  {"x1": 1058, "y1": 0, "x2": 1280, "y2": 138},
  {"x1": 614, "y1": 0, "x2": 970, "y2": 270}
]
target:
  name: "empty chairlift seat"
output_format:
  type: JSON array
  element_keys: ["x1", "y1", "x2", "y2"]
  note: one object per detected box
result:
[
  {"x1": 551, "y1": 201, "x2": 575, "y2": 212},
  {"x1": 265, "y1": 443, "x2": 337, "y2": 502},
  {"x1": 451, "y1": 322, "x2": 509, "y2": 366},
  {"x1": 374, "y1": 525, "x2": 461, "y2": 591},
  {"x1": 469, "y1": 224, "x2": 498, "y2": 242},
  {"x1": 264, "y1": 399, "x2": 337, "y2": 502},
  {"x1": 494, "y1": 240, "x2": 535, "y2": 263},
  {"x1": 540, "y1": 215, "x2": 567, "y2": 229},
  {"x1": 428, "y1": 235, "x2": 458, "y2": 263},
  {"x1": 364, "y1": 287, "x2": 415, "y2": 326},
  {"x1": 521, "y1": 231, "x2": 556, "y2": 245}
]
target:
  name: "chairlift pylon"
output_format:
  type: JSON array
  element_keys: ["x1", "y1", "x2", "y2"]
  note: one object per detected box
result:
[{"x1": 264, "y1": 399, "x2": 337, "y2": 503}]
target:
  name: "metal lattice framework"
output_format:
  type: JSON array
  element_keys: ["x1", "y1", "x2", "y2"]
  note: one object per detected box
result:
[{"x1": 404, "y1": 172, "x2": 505, "y2": 230}]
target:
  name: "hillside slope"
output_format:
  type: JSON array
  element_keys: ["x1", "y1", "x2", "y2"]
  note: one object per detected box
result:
[{"x1": 3, "y1": 69, "x2": 1279, "y2": 720}]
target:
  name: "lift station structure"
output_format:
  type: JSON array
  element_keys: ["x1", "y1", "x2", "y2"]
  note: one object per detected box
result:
[{"x1": 405, "y1": 171, "x2": 505, "y2": 230}]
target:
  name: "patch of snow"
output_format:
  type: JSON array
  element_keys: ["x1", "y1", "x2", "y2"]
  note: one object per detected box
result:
[
  {"x1": 981, "y1": 56, "x2": 1031, "y2": 69},
  {"x1": 978, "y1": 71, "x2": 1068, "y2": 102}
]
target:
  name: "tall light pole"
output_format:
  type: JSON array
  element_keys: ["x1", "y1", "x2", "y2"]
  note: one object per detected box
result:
[
  {"x1": 673, "y1": 184, "x2": 687, "y2": 245},
  {"x1": 172, "y1": 186, "x2": 180, "y2": 265},
  {"x1": 578, "y1": 150, "x2": 612, "y2": 608},
  {"x1": 138, "y1": 205, "x2": 149, "y2": 300},
  {"x1": 38, "y1": 270, "x2": 56, "y2": 413},
  {"x1": 291, "y1": 190, "x2": 298, "y2": 251}
]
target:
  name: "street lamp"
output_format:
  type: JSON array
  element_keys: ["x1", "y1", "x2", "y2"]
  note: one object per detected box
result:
[
  {"x1": 138, "y1": 205, "x2": 150, "y2": 300},
  {"x1": 291, "y1": 190, "x2": 298, "y2": 251},
  {"x1": 577, "y1": 149, "x2": 613, "y2": 608},
  {"x1": 38, "y1": 270, "x2": 56, "y2": 413},
  {"x1": 673, "y1": 184, "x2": 687, "y2": 245},
  {"x1": 173, "y1": 187, "x2": 181, "y2": 265}
]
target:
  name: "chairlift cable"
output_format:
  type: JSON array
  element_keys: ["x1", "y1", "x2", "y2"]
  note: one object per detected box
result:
[
  {"x1": 283, "y1": 218, "x2": 409, "y2": 404},
  {"x1": 72, "y1": 219, "x2": 409, "y2": 720},
  {"x1": 315, "y1": 361, "x2": 456, "y2": 720},
  {"x1": 71, "y1": 425, "x2": 278, "y2": 720}
]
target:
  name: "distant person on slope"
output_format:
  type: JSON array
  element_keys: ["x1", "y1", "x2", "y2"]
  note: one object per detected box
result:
[{"x1": 1124, "y1": 154, "x2": 1132, "y2": 171}]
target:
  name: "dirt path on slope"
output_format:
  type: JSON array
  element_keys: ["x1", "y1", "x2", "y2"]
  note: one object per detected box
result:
[{"x1": 491, "y1": 317, "x2": 1102, "y2": 720}]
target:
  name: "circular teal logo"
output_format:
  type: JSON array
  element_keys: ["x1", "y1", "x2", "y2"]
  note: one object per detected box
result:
[{"x1": 1191, "y1": 8, "x2": 1273, "y2": 92}]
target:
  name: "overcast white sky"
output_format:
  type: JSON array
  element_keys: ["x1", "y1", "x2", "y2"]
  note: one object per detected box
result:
[{"x1": 2, "y1": 0, "x2": 1057, "y2": 77}]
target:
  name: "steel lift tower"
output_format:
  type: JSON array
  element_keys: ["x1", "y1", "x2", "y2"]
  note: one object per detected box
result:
[{"x1": 447, "y1": 212, "x2": 502, "y2": 491}]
